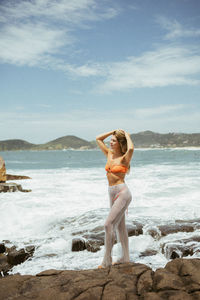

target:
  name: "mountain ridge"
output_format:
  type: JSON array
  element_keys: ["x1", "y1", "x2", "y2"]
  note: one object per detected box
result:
[{"x1": 0, "y1": 131, "x2": 199, "y2": 151}]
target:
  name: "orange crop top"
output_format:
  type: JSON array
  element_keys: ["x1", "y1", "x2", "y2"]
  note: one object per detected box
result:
[{"x1": 105, "y1": 163, "x2": 128, "y2": 173}]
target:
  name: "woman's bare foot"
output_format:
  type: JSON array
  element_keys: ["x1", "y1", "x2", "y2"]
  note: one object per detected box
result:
[{"x1": 98, "y1": 257, "x2": 112, "y2": 268}]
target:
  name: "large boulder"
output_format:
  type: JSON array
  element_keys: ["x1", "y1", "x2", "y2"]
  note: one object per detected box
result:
[{"x1": 0, "y1": 156, "x2": 6, "y2": 182}]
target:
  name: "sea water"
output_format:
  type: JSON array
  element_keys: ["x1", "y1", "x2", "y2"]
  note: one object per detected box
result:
[{"x1": 0, "y1": 148, "x2": 200, "y2": 275}]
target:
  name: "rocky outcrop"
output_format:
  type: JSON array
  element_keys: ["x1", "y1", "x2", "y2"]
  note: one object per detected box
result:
[
  {"x1": 0, "y1": 183, "x2": 31, "y2": 193},
  {"x1": 71, "y1": 222, "x2": 143, "y2": 253},
  {"x1": 6, "y1": 174, "x2": 31, "y2": 181},
  {"x1": 0, "y1": 243, "x2": 35, "y2": 276},
  {"x1": 0, "y1": 258, "x2": 200, "y2": 299},
  {"x1": 0, "y1": 156, "x2": 6, "y2": 182},
  {"x1": 0, "y1": 156, "x2": 31, "y2": 191},
  {"x1": 71, "y1": 219, "x2": 200, "y2": 261}
]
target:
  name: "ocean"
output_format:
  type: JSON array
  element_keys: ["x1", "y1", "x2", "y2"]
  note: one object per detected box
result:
[{"x1": 0, "y1": 148, "x2": 200, "y2": 275}]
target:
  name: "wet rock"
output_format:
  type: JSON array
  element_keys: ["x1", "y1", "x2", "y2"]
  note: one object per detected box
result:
[
  {"x1": 126, "y1": 222, "x2": 143, "y2": 236},
  {"x1": 82, "y1": 231, "x2": 105, "y2": 245},
  {"x1": 0, "y1": 243, "x2": 6, "y2": 253},
  {"x1": 0, "y1": 244, "x2": 35, "y2": 276},
  {"x1": 72, "y1": 237, "x2": 101, "y2": 253},
  {"x1": 25, "y1": 245, "x2": 35, "y2": 255},
  {"x1": 0, "y1": 254, "x2": 11, "y2": 277},
  {"x1": 139, "y1": 249, "x2": 158, "y2": 257},
  {"x1": 130, "y1": 221, "x2": 143, "y2": 236},
  {"x1": 145, "y1": 227, "x2": 161, "y2": 239},
  {"x1": 7, "y1": 248, "x2": 29, "y2": 265},
  {"x1": 85, "y1": 240, "x2": 101, "y2": 252},
  {"x1": 72, "y1": 238, "x2": 86, "y2": 251},
  {"x1": 162, "y1": 238, "x2": 200, "y2": 260},
  {"x1": 158, "y1": 224, "x2": 194, "y2": 236},
  {"x1": 0, "y1": 182, "x2": 31, "y2": 193}
]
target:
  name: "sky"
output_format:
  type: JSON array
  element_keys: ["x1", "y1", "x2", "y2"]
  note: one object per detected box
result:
[{"x1": 0, "y1": 0, "x2": 200, "y2": 143}]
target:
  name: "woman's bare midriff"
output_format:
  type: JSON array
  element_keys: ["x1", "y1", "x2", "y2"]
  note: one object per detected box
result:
[{"x1": 106, "y1": 172, "x2": 126, "y2": 186}]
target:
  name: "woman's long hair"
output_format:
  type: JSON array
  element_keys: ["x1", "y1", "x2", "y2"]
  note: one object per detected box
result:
[
  {"x1": 113, "y1": 130, "x2": 130, "y2": 172},
  {"x1": 113, "y1": 130, "x2": 127, "y2": 154}
]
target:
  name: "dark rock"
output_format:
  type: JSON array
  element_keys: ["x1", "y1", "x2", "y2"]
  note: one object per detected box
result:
[
  {"x1": 7, "y1": 248, "x2": 28, "y2": 266},
  {"x1": 158, "y1": 224, "x2": 194, "y2": 236},
  {"x1": 0, "y1": 254, "x2": 7, "y2": 265},
  {"x1": 127, "y1": 224, "x2": 143, "y2": 237},
  {"x1": 145, "y1": 227, "x2": 161, "y2": 239},
  {"x1": 130, "y1": 221, "x2": 143, "y2": 236},
  {"x1": 85, "y1": 240, "x2": 101, "y2": 252},
  {"x1": 139, "y1": 250, "x2": 158, "y2": 257},
  {"x1": 72, "y1": 222, "x2": 143, "y2": 255},
  {"x1": 170, "y1": 250, "x2": 180, "y2": 259},
  {"x1": 0, "y1": 243, "x2": 6, "y2": 253},
  {"x1": 82, "y1": 231, "x2": 105, "y2": 245},
  {"x1": 0, "y1": 182, "x2": 31, "y2": 193},
  {"x1": 6, "y1": 245, "x2": 35, "y2": 268},
  {"x1": 25, "y1": 245, "x2": 35, "y2": 255},
  {"x1": 6, "y1": 245, "x2": 17, "y2": 253},
  {"x1": 162, "y1": 238, "x2": 200, "y2": 260},
  {"x1": 0, "y1": 254, "x2": 11, "y2": 276},
  {"x1": 71, "y1": 238, "x2": 86, "y2": 251}
]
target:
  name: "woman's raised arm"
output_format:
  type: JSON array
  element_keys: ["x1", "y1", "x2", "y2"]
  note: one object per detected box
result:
[
  {"x1": 123, "y1": 131, "x2": 134, "y2": 164},
  {"x1": 96, "y1": 130, "x2": 115, "y2": 156}
]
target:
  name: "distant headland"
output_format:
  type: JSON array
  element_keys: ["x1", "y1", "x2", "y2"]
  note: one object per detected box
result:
[{"x1": 0, "y1": 131, "x2": 199, "y2": 151}]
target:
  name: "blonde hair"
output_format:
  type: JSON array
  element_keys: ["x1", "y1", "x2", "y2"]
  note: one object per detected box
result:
[
  {"x1": 113, "y1": 130, "x2": 127, "y2": 154},
  {"x1": 113, "y1": 130, "x2": 130, "y2": 173}
]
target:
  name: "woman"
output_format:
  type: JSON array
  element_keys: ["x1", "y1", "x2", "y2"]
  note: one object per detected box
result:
[{"x1": 96, "y1": 129, "x2": 134, "y2": 268}]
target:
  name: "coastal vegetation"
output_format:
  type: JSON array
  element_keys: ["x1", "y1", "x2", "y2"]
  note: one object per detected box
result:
[{"x1": 0, "y1": 131, "x2": 199, "y2": 151}]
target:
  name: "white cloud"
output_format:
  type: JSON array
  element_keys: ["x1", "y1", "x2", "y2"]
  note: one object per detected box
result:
[
  {"x1": 134, "y1": 105, "x2": 186, "y2": 118},
  {"x1": 0, "y1": 22, "x2": 69, "y2": 66},
  {"x1": 157, "y1": 16, "x2": 200, "y2": 40},
  {"x1": 1, "y1": 3, "x2": 200, "y2": 94},
  {"x1": 0, "y1": 0, "x2": 118, "y2": 24},
  {"x1": 0, "y1": 0, "x2": 119, "y2": 66},
  {"x1": 93, "y1": 46, "x2": 200, "y2": 92}
]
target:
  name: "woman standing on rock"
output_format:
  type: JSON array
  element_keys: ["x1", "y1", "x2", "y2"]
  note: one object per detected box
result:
[{"x1": 96, "y1": 129, "x2": 134, "y2": 268}]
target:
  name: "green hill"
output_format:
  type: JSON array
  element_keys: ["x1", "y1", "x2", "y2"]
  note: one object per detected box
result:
[
  {"x1": 131, "y1": 131, "x2": 200, "y2": 148},
  {"x1": 0, "y1": 136, "x2": 95, "y2": 151},
  {"x1": 0, "y1": 139, "x2": 36, "y2": 151},
  {"x1": 35, "y1": 135, "x2": 95, "y2": 150}
]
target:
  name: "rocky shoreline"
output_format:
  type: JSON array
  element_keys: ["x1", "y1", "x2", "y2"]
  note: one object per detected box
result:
[
  {"x1": 71, "y1": 218, "x2": 200, "y2": 261},
  {"x1": 1, "y1": 218, "x2": 200, "y2": 299},
  {"x1": 0, "y1": 258, "x2": 200, "y2": 299}
]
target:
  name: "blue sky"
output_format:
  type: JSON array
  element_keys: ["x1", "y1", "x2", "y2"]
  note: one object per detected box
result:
[{"x1": 0, "y1": 0, "x2": 200, "y2": 143}]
